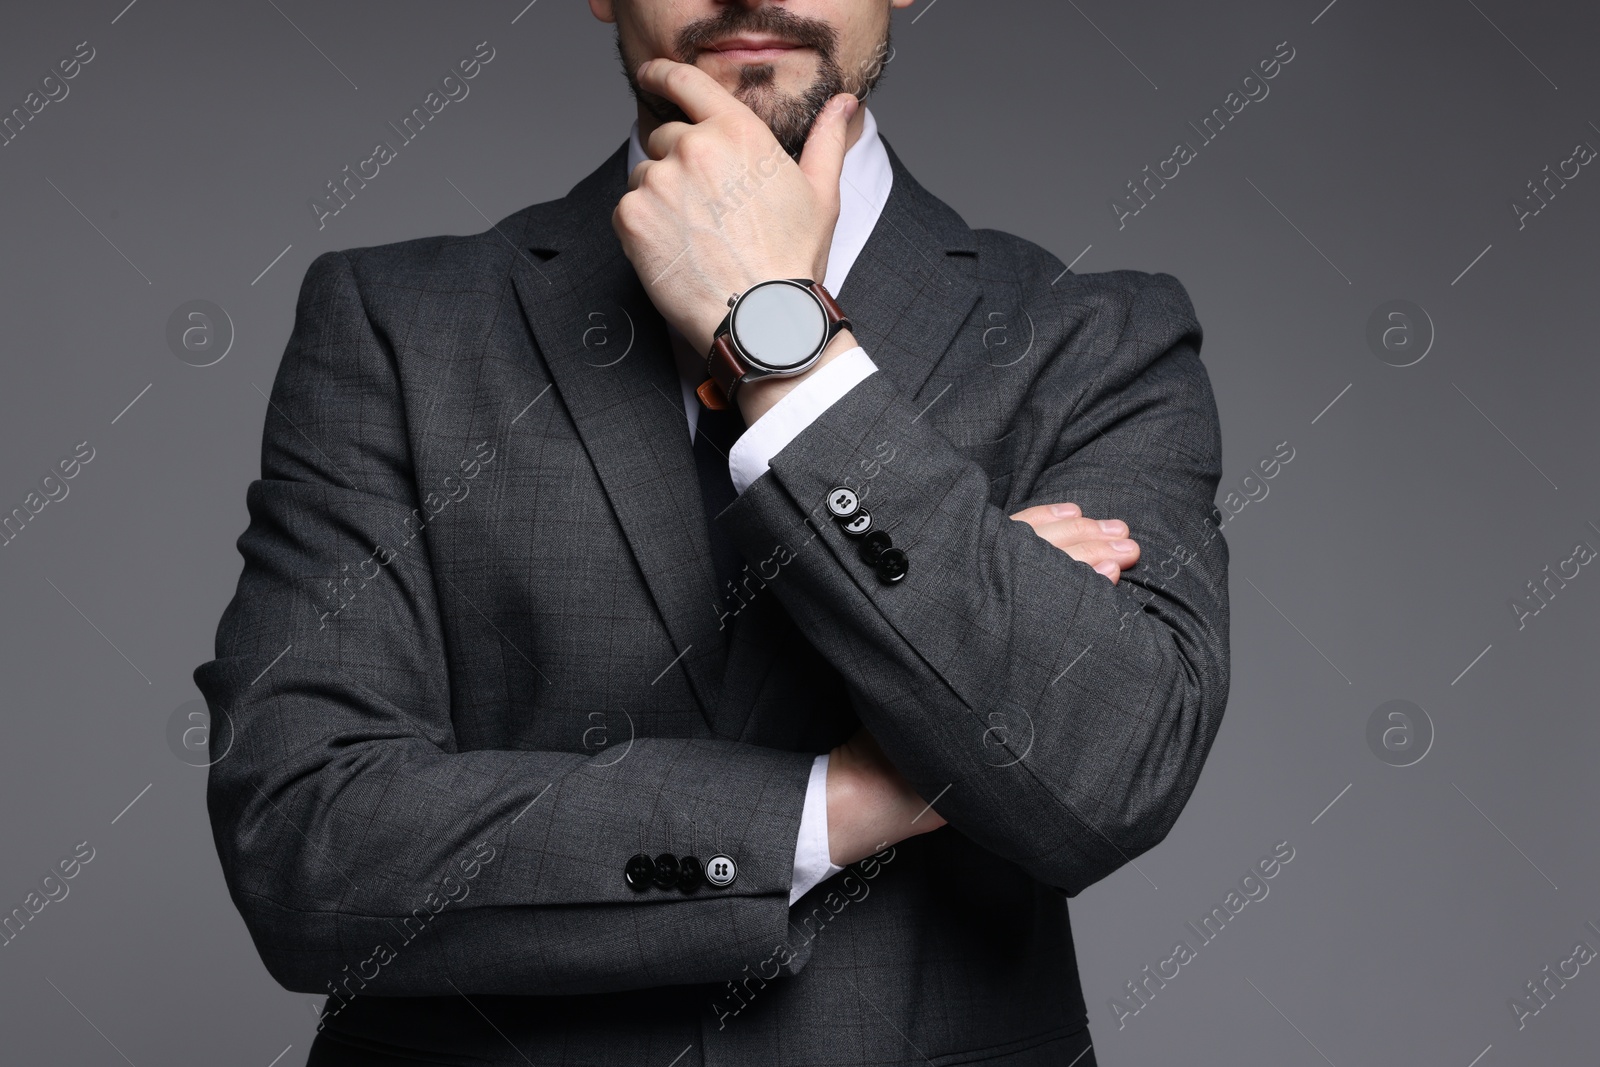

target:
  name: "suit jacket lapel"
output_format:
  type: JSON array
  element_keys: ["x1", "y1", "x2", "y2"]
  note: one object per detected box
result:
[
  {"x1": 508, "y1": 144, "x2": 734, "y2": 734},
  {"x1": 836, "y1": 138, "x2": 981, "y2": 398}
]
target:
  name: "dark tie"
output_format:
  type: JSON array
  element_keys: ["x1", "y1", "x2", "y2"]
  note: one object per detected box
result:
[{"x1": 691, "y1": 395, "x2": 748, "y2": 627}]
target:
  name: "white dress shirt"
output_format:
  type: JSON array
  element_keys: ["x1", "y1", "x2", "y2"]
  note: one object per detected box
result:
[{"x1": 626, "y1": 108, "x2": 893, "y2": 904}]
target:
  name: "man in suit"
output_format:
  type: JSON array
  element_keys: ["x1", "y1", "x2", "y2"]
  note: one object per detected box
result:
[{"x1": 196, "y1": 2, "x2": 1230, "y2": 1064}]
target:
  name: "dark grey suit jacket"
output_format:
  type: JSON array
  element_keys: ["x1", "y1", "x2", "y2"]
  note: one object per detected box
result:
[{"x1": 196, "y1": 139, "x2": 1230, "y2": 1067}]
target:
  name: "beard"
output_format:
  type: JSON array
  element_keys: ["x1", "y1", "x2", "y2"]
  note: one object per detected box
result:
[{"x1": 619, "y1": 6, "x2": 890, "y2": 160}]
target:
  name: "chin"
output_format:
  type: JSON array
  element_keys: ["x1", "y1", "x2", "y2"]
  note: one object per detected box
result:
[{"x1": 702, "y1": 53, "x2": 816, "y2": 86}]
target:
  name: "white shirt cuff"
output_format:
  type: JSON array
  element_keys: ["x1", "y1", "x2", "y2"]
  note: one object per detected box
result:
[
  {"x1": 790, "y1": 753, "x2": 843, "y2": 905},
  {"x1": 729, "y1": 346, "x2": 877, "y2": 495}
]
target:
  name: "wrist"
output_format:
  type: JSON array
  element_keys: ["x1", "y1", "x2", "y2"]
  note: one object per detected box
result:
[
  {"x1": 824, "y1": 745, "x2": 855, "y2": 867},
  {"x1": 736, "y1": 328, "x2": 857, "y2": 426},
  {"x1": 686, "y1": 292, "x2": 737, "y2": 358},
  {"x1": 688, "y1": 266, "x2": 822, "y2": 356},
  {"x1": 826, "y1": 741, "x2": 887, "y2": 868}
]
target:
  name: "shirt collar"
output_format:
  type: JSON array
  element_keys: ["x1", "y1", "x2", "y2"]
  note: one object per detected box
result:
[{"x1": 624, "y1": 106, "x2": 893, "y2": 295}]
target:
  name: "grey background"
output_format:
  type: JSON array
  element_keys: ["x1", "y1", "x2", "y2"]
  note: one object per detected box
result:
[{"x1": 1, "y1": 1, "x2": 1595, "y2": 1063}]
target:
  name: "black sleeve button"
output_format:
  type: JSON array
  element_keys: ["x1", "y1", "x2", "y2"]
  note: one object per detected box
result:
[
  {"x1": 874, "y1": 547, "x2": 909, "y2": 583},
  {"x1": 625, "y1": 853, "x2": 655, "y2": 891},
  {"x1": 825, "y1": 487, "x2": 861, "y2": 520},
  {"x1": 858, "y1": 529, "x2": 893, "y2": 565},
  {"x1": 652, "y1": 853, "x2": 682, "y2": 889},
  {"x1": 704, "y1": 854, "x2": 737, "y2": 888},
  {"x1": 677, "y1": 855, "x2": 703, "y2": 891},
  {"x1": 839, "y1": 509, "x2": 873, "y2": 537}
]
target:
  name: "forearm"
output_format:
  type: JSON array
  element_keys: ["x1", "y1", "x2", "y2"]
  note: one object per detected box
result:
[
  {"x1": 201, "y1": 646, "x2": 819, "y2": 996},
  {"x1": 200, "y1": 249, "x2": 825, "y2": 998},
  {"x1": 717, "y1": 291, "x2": 1229, "y2": 893}
]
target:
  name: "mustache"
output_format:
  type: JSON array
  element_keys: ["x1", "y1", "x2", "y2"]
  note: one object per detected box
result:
[{"x1": 674, "y1": 6, "x2": 838, "y2": 62}]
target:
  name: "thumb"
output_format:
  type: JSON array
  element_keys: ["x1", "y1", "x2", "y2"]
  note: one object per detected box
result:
[{"x1": 798, "y1": 93, "x2": 858, "y2": 195}]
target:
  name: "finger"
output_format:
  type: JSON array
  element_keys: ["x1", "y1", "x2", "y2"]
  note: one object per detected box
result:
[
  {"x1": 1009, "y1": 502, "x2": 1081, "y2": 527},
  {"x1": 636, "y1": 58, "x2": 745, "y2": 124},
  {"x1": 1024, "y1": 515, "x2": 1127, "y2": 550},
  {"x1": 627, "y1": 158, "x2": 654, "y2": 192},
  {"x1": 798, "y1": 94, "x2": 857, "y2": 194},
  {"x1": 1062, "y1": 537, "x2": 1141, "y2": 573},
  {"x1": 645, "y1": 121, "x2": 693, "y2": 161}
]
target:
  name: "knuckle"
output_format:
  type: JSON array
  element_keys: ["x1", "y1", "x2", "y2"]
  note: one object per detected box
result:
[
  {"x1": 678, "y1": 134, "x2": 712, "y2": 166},
  {"x1": 613, "y1": 193, "x2": 642, "y2": 229},
  {"x1": 1029, "y1": 527, "x2": 1061, "y2": 550},
  {"x1": 728, "y1": 114, "x2": 763, "y2": 140},
  {"x1": 665, "y1": 65, "x2": 694, "y2": 93},
  {"x1": 637, "y1": 163, "x2": 671, "y2": 193}
]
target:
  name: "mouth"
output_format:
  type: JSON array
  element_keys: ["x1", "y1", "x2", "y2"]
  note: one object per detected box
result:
[{"x1": 699, "y1": 36, "x2": 809, "y2": 64}]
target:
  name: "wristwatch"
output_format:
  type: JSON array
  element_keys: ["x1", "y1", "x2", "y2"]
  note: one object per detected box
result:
[{"x1": 696, "y1": 278, "x2": 852, "y2": 410}]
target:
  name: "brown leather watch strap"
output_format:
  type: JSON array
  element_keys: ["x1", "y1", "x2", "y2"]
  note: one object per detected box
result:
[
  {"x1": 699, "y1": 335, "x2": 743, "y2": 411},
  {"x1": 811, "y1": 281, "x2": 850, "y2": 331}
]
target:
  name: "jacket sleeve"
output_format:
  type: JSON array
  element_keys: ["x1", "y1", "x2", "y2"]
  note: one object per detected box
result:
[
  {"x1": 717, "y1": 271, "x2": 1230, "y2": 896},
  {"x1": 195, "y1": 250, "x2": 818, "y2": 1002}
]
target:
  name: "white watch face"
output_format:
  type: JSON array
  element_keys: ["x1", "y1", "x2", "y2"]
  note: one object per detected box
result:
[{"x1": 731, "y1": 281, "x2": 827, "y2": 371}]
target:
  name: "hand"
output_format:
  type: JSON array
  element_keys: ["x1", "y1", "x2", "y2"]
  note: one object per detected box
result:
[
  {"x1": 826, "y1": 727, "x2": 946, "y2": 867},
  {"x1": 1009, "y1": 501, "x2": 1141, "y2": 583},
  {"x1": 612, "y1": 58, "x2": 858, "y2": 357}
]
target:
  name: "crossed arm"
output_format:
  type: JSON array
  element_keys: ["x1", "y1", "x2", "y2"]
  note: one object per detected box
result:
[
  {"x1": 712, "y1": 295, "x2": 1229, "y2": 898},
  {"x1": 826, "y1": 501, "x2": 1146, "y2": 867}
]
